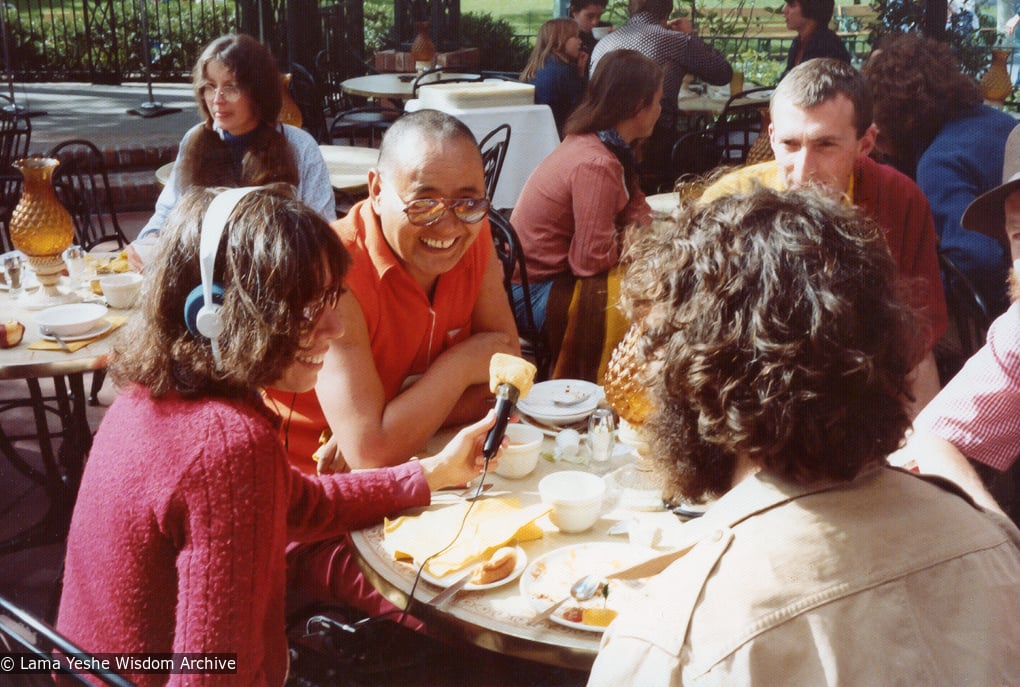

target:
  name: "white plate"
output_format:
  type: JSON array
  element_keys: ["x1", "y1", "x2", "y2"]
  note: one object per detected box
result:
[
  {"x1": 517, "y1": 380, "x2": 603, "y2": 424},
  {"x1": 0, "y1": 274, "x2": 39, "y2": 291},
  {"x1": 520, "y1": 542, "x2": 654, "y2": 632},
  {"x1": 420, "y1": 546, "x2": 527, "y2": 591},
  {"x1": 744, "y1": 89, "x2": 774, "y2": 100},
  {"x1": 39, "y1": 320, "x2": 112, "y2": 342}
]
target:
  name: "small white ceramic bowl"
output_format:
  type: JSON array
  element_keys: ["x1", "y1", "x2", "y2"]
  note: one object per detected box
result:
[
  {"x1": 34, "y1": 303, "x2": 108, "y2": 337},
  {"x1": 494, "y1": 423, "x2": 543, "y2": 479},
  {"x1": 592, "y1": 25, "x2": 612, "y2": 40},
  {"x1": 100, "y1": 272, "x2": 143, "y2": 309},
  {"x1": 539, "y1": 470, "x2": 606, "y2": 533}
]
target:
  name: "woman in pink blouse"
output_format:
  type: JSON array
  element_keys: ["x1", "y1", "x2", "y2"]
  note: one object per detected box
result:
[{"x1": 510, "y1": 49, "x2": 661, "y2": 333}]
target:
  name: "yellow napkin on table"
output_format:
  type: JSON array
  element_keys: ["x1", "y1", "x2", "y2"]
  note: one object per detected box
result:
[
  {"x1": 383, "y1": 497, "x2": 549, "y2": 579},
  {"x1": 28, "y1": 315, "x2": 128, "y2": 352}
]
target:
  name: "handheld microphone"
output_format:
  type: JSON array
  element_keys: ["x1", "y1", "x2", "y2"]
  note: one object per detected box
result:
[{"x1": 482, "y1": 354, "x2": 538, "y2": 464}]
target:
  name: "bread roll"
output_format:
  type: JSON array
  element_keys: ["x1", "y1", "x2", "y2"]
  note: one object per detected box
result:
[{"x1": 472, "y1": 546, "x2": 517, "y2": 584}]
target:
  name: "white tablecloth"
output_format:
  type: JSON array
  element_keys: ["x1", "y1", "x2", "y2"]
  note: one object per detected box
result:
[{"x1": 405, "y1": 99, "x2": 560, "y2": 210}]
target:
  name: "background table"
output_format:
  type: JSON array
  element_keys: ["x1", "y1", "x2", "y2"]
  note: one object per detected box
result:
[
  {"x1": 404, "y1": 99, "x2": 560, "y2": 210},
  {"x1": 340, "y1": 73, "x2": 478, "y2": 101},
  {"x1": 350, "y1": 430, "x2": 692, "y2": 670},
  {"x1": 318, "y1": 144, "x2": 378, "y2": 194}
]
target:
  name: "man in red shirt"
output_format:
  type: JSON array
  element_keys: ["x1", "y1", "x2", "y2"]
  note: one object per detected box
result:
[{"x1": 266, "y1": 110, "x2": 519, "y2": 471}]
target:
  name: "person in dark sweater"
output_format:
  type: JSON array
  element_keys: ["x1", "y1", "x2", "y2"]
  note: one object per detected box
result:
[
  {"x1": 521, "y1": 18, "x2": 589, "y2": 135},
  {"x1": 781, "y1": 0, "x2": 851, "y2": 77}
]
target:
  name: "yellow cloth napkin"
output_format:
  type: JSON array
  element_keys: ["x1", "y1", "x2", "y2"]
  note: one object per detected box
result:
[
  {"x1": 28, "y1": 315, "x2": 128, "y2": 352},
  {"x1": 383, "y1": 497, "x2": 550, "y2": 578}
]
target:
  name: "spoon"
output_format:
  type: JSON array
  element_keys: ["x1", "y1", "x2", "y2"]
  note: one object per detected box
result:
[
  {"x1": 551, "y1": 390, "x2": 592, "y2": 407},
  {"x1": 529, "y1": 574, "x2": 605, "y2": 625}
]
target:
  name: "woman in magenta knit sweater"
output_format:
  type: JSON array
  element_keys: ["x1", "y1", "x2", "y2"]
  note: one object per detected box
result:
[{"x1": 56, "y1": 186, "x2": 498, "y2": 686}]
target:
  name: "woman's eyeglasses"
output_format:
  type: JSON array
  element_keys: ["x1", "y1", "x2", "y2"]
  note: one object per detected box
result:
[
  {"x1": 401, "y1": 197, "x2": 491, "y2": 226},
  {"x1": 200, "y1": 83, "x2": 243, "y2": 103}
]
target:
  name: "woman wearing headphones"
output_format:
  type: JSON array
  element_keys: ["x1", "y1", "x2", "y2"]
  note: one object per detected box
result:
[
  {"x1": 127, "y1": 34, "x2": 334, "y2": 270},
  {"x1": 57, "y1": 186, "x2": 498, "y2": 686}
]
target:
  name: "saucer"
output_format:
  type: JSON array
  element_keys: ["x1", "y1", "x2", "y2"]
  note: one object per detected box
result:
[{"x1": 40, "y1": 320, "x2": 112, "y2": 342}]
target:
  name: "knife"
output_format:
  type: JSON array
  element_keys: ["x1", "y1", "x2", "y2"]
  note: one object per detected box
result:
[{"x1": 427, "y1": 568, "x2": 476, "y2": 609}]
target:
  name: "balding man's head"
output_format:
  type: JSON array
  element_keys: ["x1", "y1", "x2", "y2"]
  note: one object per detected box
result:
[{"x1": 377, "y1": 109, "x2": 481, "y2": 177}]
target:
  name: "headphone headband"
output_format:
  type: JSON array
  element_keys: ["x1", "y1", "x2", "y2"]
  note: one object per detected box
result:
[{"x1": 187, "y1": 186, "x2": 263, "y2": 369}]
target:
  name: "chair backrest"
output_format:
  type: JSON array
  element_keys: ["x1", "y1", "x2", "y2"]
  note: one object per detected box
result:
[
  {"x1": 710, "y1": 87, "x2": 774, "y2": 165},
  {"x1": 411, "y1": 68, "x2": 485, "y2": 97},
  {"x1": 478, "y1": 123, "x2": 511, "y2": 203},
  {"x1": 45, "y1": 139, "x2": 128, "y2": 252},
  {"x1": 671, "y1": 129, "x2": 723, "y2": 184},
  {"x1": 938, "y1": 249, "x2": 992, "y2": 363},
  {"x1": 289, "y1": 62, "x2": 330, "y2": 144},
  {"x1": 0, "y1": 594, "x2": 136, "y2": 686},
  {"x1": 0, "y1": 172, "x2": 22, "y2": 252},
  {"x1": 487, "y1": 209, "x2": 550, "y2": 378},
  {"x1": 0, "y1": 111, "x2": 31, "y2": 173}
]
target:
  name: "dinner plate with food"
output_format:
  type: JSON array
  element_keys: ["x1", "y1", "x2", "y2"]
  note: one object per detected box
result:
[
  {"x1": 420, "y1": 545, "x2": 527, "y2": 592},
  {"x1": 517, "y1": 379, "x2": 604, "y2": 425},
  {"x1": 520, "y1": 542, "x2": 653, "y2": 632}
]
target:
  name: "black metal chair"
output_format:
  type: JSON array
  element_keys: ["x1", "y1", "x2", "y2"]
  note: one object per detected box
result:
[
  {"x1": 45, "y1": 139, "x2": 128, "y2": 252},
  {"x1": 45, "y1": 139, "x2": 127, "y2": 405},
  {"x1": 288, "y1": 62, "x2": 330, "y2": 144},
  {"x1": 487, "y1": 209, "x2": 551, "y2": 379},
  {"x1": 0, "y1": 594, "x2": 136, "y2": 685},
  {"x1": 478, "y1": 123, "x2": 511, "y2": 203},
  {"x1": 0, "y1": 110, "x2": 31, "y2": 173},
  {"x1": 936, "y1": 250, "x2": 993, "y2": 384},
  {"x1": 328, "y1": 105, "x2": 403, "y2": 147},
  {"x1": 711, "y1": 87, "x2": 774, "y2": 165},
  {"x1": 411, "y1": 67, "x2": 485, "y2": 98}
]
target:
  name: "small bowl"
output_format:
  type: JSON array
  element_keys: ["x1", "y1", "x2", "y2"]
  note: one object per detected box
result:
[
  {"x1": 591, "y1": 25, "x2": 612, "y2": 40},
  {"x1": 494, "y1": 423, "x2": 543, "y2": 479},
  {"x1": 539, "y1": 471, "x2": 606, "y2": 533},
  {"x1": 34, "y1": 303, "x2": 108, "y2": 337},
  {"x1": 99, "y1": 272, "x2": 143, "y2": 309}
]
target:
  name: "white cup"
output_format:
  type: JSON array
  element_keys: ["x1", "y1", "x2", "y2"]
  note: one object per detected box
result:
[
  {"x1": 539, "y1": 471, "x2": 606, "y2": 533},
  {"x1": 494, "y1": 423, "x2": 543, "y2": 479},
  {"x1": 100, "y1": 272, "x2": 143, "y2": 309},
  {"x1": 592, "y1": 25, "x2": 611, "y2": 40}
]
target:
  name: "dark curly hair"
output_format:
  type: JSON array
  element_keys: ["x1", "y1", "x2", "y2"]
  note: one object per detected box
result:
[
  {"x1": 112, "y1": 185, "x2": 349, "y2": 399},
  {"x1": 620, "y1": 186, "x2": 922, "y2": 500},
  {"x1": 862, "y1": 33, "x2": 981, "y2": 175}
]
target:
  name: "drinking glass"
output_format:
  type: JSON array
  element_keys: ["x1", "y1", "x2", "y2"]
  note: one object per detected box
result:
[
  {"x1": 587, "y1": 408, "x2": 616, "y2": 473},
  {"x1": 3, "y1": 254, "x2": 23, "y2": 299}
]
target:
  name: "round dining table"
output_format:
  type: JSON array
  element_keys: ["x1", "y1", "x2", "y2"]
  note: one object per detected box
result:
[
  {"x1": 349, "y1": 425, "x2": 696, "y2": 670},
  {"x1": 0, "y1": 266, "x2": 134, "y2": 555},
  {"x1": 340, "y1": 72, "x2": 482, "y2": 101}
]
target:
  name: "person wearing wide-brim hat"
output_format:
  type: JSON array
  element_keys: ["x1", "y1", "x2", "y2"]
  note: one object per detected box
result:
[
  {"x1": 891, "y1": 124, "x2": 1020, "y2": 524},
  {"x1": 961, "y1": 124, "x2": 1020, "y2": 264}
]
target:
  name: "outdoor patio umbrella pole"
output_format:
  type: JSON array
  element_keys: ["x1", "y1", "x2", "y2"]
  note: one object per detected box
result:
[{"x1": 128, "y1": 0, "x2": 180, "y2": 118}]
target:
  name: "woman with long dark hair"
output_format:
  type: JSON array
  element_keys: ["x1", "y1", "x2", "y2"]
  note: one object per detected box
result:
[
  {"x1": 510, "y1": 49, "x2": 661, "y2": 332},
  {"x1": 128, "y1": 34, "x2": 334, "y2": 269}
]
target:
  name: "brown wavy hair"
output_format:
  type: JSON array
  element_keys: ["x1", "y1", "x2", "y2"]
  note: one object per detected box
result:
[
  {"x1": 111, "y1": 185, "x2": 349, "y2": 399},
  {"x1": 862, "y1": 33, "x2": 981, "y2": 175},
  {"x1": 178, "y1": 34, "x2": 299, "y2": 189},
  {"x1": 620, "y1": 186, "x2": 922, "y2": 500}
]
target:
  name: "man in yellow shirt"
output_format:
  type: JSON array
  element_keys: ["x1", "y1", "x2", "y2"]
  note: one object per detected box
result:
[{"x1": 701, "y1": 58, "x2": 947, "y2": 416}]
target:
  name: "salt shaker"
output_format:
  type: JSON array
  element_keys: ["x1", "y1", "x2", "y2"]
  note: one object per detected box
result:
[{"x1": 587, "y1": 408, "x2": 616, "y2": 473}]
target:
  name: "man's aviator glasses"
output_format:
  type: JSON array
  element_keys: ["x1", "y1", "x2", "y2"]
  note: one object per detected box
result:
[
  {"x1": 201, "y1": 83, "x2": 243, "y2": 102},
  {"x1": 402, "y1": 197, "x2": 490, "y2": 226}
]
